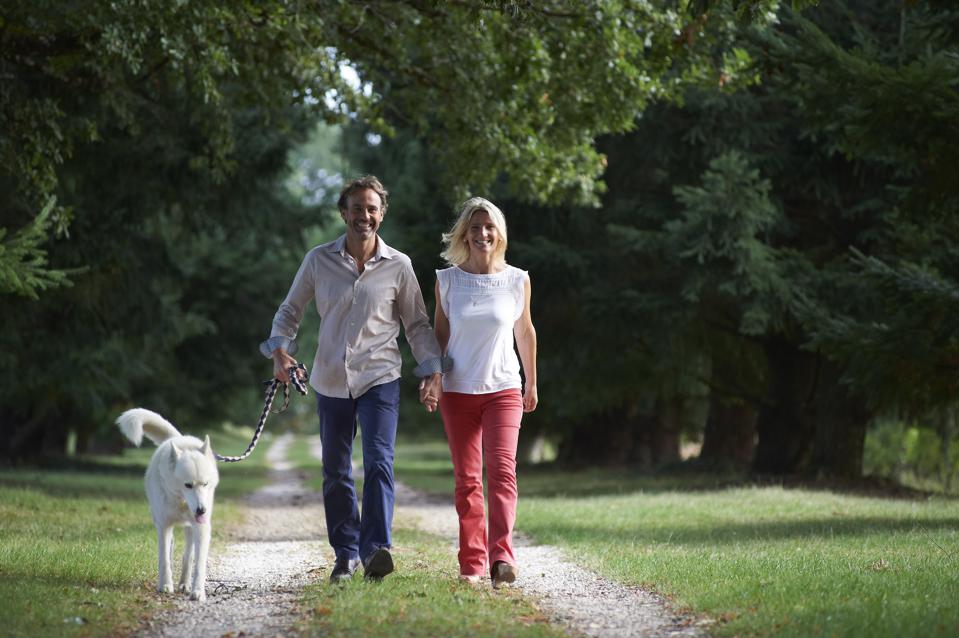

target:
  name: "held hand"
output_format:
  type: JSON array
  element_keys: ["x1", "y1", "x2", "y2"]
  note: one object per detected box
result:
[
  {"x1": 419, "y1": 374, "x2": 442, "y2": 413},
  {"x1": 417, "y1": 378, "x2": 433, "y2": 412},
  {"x1": 523, "y1": 384, "x2": 538, "y2": 413}
]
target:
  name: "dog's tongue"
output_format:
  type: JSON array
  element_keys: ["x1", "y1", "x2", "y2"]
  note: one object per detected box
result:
[{"x1": 195, "y1": 512, "x2": 207, "y2": 524}]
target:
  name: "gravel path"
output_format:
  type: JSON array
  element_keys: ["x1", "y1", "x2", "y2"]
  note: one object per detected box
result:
[
  {"x1": 139, "y1": 433, "x2": 710, "y2": 638},
  {"x1": 396, "y1": 483, "x2": 710, "y2": 638}
]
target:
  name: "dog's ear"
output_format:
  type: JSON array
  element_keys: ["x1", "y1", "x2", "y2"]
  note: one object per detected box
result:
[
  {"x1": 201, "y1": 435, "x2": 214, "y2": 459},
  {"x1": 169, "y1": 442, "x2": 182, "y2": 466}
]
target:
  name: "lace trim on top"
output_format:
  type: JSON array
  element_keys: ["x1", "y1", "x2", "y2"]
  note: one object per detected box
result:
[{"x1": 447, "y1": 266, "x2": 521, "y2": 290}]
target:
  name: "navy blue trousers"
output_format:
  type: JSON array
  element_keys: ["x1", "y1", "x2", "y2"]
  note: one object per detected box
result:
[{"x1": 316, "y1": 379, "x2": 399, "y2": 563}]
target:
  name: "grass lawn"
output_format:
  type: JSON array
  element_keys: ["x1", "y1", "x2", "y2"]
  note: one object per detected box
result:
[
  {"x1": 0, "y1": 425, "x2": 271, "y2": 638},
  {"x1": 6, "y1": 427, "x2": 956, "y2": 638},
  {"x1": 394, "y1": 437, "x2": 959, "y2": 638}
]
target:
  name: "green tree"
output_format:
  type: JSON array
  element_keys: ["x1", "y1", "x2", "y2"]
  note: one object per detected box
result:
[
  {"x1": 3, "y1": 0, "x2": 790, "y2": 298},
  {"x1": 0, "y1": 93, "x2": 322, "y2": 458},
  {"x1": 791, "y1": 4, "x2": 959, "y2": 415},
  {"x1": 0, "y1": 199, "x2": 73, "y2": 297}
]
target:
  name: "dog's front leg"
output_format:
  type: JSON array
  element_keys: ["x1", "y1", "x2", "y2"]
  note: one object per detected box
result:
[
  {"x1": 157, "y1": 525, "x2": 174, "y2": 593},
  {"x1": 179, "y1": 525, "x2": 195, "y2": 593},
  {"x1": 189, "y1": 523, "x2": 211, "y2": 602}
]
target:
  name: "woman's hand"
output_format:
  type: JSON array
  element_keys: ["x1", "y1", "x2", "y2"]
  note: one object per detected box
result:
[
  {"x1": 419, "y1": 374, "x2": 442, "y2": 413},
  {"x1": 523, "y1": 384, "x2": 538, "y2": 413}
]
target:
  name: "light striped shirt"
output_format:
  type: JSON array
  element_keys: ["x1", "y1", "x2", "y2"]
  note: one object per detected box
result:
[{"x1": 260, "y1": 235, "x2": 443, "y2": 398}]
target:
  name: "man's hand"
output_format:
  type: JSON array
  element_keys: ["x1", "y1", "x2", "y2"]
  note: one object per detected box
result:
[
  {"x1": 272, "y1": 348, "x2": 301, "y2": 384},
  {"x1": 419, "y1": 373, "x2": 443, "y2": 413}
]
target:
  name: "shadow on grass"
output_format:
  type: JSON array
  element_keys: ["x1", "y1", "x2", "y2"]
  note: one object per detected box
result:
[
  {"x1": 396, "y1": 435, "x2": 947, "y2": 501},
  {"x1": 521, "y1": 515, "x2": 959, "y2": 547},
  {"x1": 0, "y1": 469, "x2": 147, "y2": 501},
  {"x1": 35, "y1": 454, "x2": 149, "y2": 476},
  {"x1": 396, "y1": 461, "x2": 744, "y2": 499},
  {"x1": 519, "y1": 463, "x2": 747, "y2": 498},
  {"x1": 397, "y1": 466, "x2": 453, "y2": 482},
  {"x1": 0, "y1": 455, "x2": 270, "y2": 503},
  {"x1": 519, "y1": 463, "x2": 943, "y2": 501},
  {"x1": 0, "y1": 566, "x2": 152, "y2": 590}
]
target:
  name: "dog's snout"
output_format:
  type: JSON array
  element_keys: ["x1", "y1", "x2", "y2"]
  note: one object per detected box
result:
[{"x1": 195, "y1": 506, "x2": 206, "y2": 516}]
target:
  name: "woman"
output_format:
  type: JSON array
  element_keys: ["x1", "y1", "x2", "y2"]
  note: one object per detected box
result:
[{"x1": 425, "y1": 196, "x2": 537, "y2": 588}]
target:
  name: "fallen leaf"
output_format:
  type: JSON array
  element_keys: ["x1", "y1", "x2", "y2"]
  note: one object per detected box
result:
[{"x1": 870, "y1": 558, "x2": 890, "y2": 571}]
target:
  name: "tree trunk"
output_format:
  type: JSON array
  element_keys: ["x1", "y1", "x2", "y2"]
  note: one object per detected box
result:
[
  {"x1": 649, "y1": 396, "x2": 682, "y2": 466},
  {"x1": 700, "y1": 395, "x2": 757, "y2": 470},
  {"x1": 1, "y1": 413, "x2": 46, "y2": 461},
  {"x1": 753, "y1": 337, "x2": 818, "y2": 474},
  {"x1": 624, "y1": 412, "x2": 658, "y2": 469},
  {"x1": 809, "y1": 359, "x2": 872, "y2": 479},
  {"x1": 0, "y1": 408, "x2": 75, "y2": 461},
  {"x1": 754, "y1": 337, "x2": 872, "y2": 478},
  {"x1": 811, "y1": 404, "x2": 868, "y2": 479},
  {"x1": 622, "y1": 397, "x2": 682, "y2": 470},
  {"x1": 557, "y1": 407, "x2": 636, "y2": 466},
  {"x1": 557, "y1": 396, "x2": 686, "y2": 468},
  {"x1": 938, "y1": 408, "x2": 955, "y2": 493}
]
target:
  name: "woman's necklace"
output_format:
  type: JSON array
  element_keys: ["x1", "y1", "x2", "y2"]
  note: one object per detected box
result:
[{"x1": 461, "y1": 259, "x2": 500, "y2": 275}]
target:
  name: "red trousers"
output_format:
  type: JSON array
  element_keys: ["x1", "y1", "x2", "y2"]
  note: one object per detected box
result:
[{"x1": 440, "y1": 389, "x2": 523, "y2": 576}]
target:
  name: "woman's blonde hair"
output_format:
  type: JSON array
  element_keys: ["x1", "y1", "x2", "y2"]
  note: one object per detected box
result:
[{"x1": 440, "y1": 197, "x2": 508, "y2": 267}]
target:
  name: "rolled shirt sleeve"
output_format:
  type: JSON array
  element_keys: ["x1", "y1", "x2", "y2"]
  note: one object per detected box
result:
[
  {"x1": 412, "y1": 355, "x2": 454, "y2": 378},
  {"x1": 259, "y1": 335, "x2": 299, "y2": 358}
]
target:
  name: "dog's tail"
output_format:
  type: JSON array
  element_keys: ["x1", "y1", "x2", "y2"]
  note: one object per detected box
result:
[{"x1": 116, "y1": 408, "x2": 182, "y2": 447}]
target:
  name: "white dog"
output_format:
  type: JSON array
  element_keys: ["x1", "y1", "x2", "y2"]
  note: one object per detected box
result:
[{"x1": 117, "y1": 408, "x2": 219, "y2": 602}]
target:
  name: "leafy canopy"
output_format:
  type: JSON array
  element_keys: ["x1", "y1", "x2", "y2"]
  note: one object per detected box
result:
[{"x1": 3, "y1": 0, "x2": 791, "y2": 297}]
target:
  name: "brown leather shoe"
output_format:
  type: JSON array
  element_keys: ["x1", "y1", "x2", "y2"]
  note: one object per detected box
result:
[{"x1": 491, "y1": 561, "x2": 517, "y2": 589}]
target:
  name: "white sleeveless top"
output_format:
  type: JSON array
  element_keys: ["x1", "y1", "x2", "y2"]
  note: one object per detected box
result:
[{"x1": 437, "y1": 265, "x2": 528, "y2": 394}]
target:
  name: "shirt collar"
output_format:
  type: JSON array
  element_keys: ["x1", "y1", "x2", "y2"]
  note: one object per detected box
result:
[{"x1": 328, "y1": 234, "x2": 395, "y2": 262}]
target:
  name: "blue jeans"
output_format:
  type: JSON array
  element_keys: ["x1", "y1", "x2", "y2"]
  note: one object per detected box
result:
[{"x1": 316, "y1": 379, "x2": 399, "y2": 563}]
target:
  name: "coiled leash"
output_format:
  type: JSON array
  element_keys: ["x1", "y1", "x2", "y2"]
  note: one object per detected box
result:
[{"x1": 214, "y1": 363, "x2": 309, "y2": 463}]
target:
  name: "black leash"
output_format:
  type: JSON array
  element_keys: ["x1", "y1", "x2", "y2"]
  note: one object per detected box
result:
[{"x1": 214, "y1": 363, "x2": 309, "y2": 463}]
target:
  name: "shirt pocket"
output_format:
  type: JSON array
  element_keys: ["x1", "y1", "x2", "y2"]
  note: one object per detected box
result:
[
  {"x1": 314, "y1": 280, "x2": 337, "y2": 317},
  {"x1": 360, "y1": 280, "x2": 397, "y2": 318}
]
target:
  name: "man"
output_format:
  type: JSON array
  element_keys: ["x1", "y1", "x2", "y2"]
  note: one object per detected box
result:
[{"x1": 260, "y1": 175, "x2": 445, "y2": 582}]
